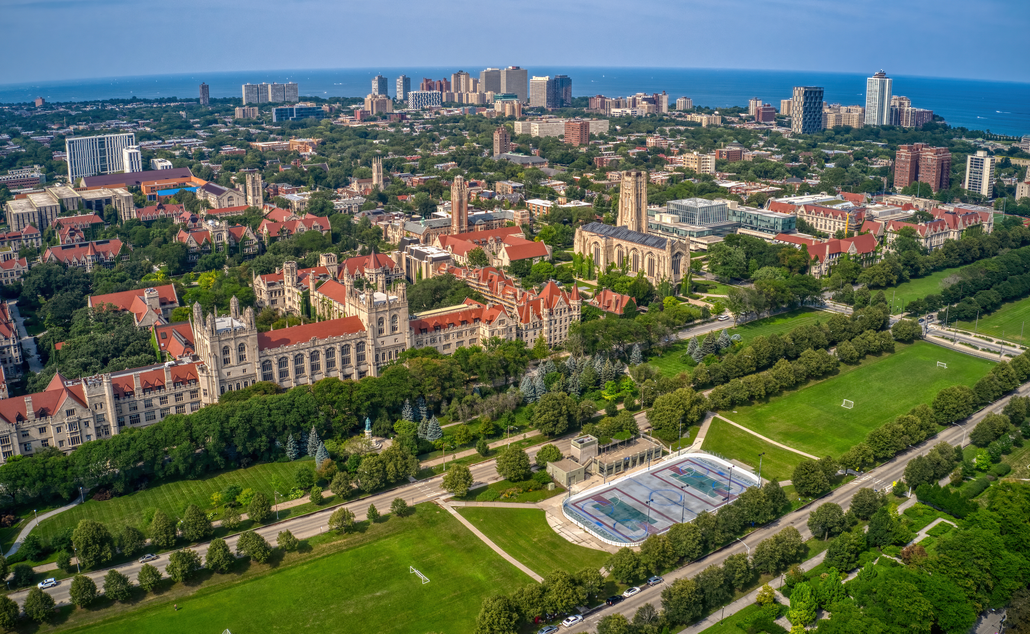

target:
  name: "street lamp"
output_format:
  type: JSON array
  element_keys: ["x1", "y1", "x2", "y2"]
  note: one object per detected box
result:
[
  {"x1": 725, "y1": 465, "x2": 734, "y2": 501},
  {"x1": 274, "y1": 491, "x2": 280, "y2": 520},
  {"x1": 73, "y1": 546, "x2": 80, "y2": 573},
  {"x1": 79, "y1": 486, "x2": 84, "y2": 504}
]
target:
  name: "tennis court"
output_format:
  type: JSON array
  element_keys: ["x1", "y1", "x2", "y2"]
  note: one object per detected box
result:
[{"x1": 561, "y1": 453, "x2": 759, "y2": 545}]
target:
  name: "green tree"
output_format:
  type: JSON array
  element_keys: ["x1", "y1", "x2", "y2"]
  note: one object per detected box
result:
[
  {"x1": 825, "y1": 530, "x2": 866, "y2": 571},
  {"x1": 638, "y1": 534, "x2": 676, "y2": 574},
  {"x1": 277, "y1": 529, "x2": 299, "y2": 551},
  {"x1": 222, "y1": 505, "x2": 242, "y2": 530},
  {"x1": 792, "y1": 459, "x2": 830, "y2": 498},
  {"x1": 116, "y1": 526, "x2": 146, "y2": 558},
  {"x1": 533, "y1": 392, "x2": 577, "y2": 436},
  {"x1": 661, "y1": 576, "x2": 704, "y2": 625},
  {"x1": 495, "y1": 445, "x2": 532, "y2": 482},
  {"x1": 329, "y1": 507, "x2": 356, "y2": 532},
  {"x1": 606, "y1": 547, "x2": 643, "y2": 584},
  {"x1": 310, "y1": 485, "x2": 324, "y2": 505},
  {"x1": 236, "y1": 531, "x2": 272, "y2": 563},
  {"x1": 535, "y1": 443, "x2": 562, "y2": 466},
  {"x1": 467, "y1": 247, "x2": 491, "y2": 268},
  {"x1": 205, "y1": 538, "x2": 235, "y2": 573},
  {"x1": 248, "y1": 491, "x2": 272, "y2": 524},
  {"x1": 849, "y1": 488, "x2": 885, "y2": 520},
  {"x1": 72, "y1": 519, "x2": 114, "y2": 570},
  {"x1": 666, "y1": 521, "x2": 704, "y2": 561},
  {"x1": 367, "y1": 503, "x2": 381, "y2": 523},
  {"x1": 23, "y1": 587, "x2": 55, "y2": 623},
  {"x1": 475, "y1": 594, "x2": 520, "y2": 634},
  {"x1": 836, "y1": 340, "x2": 859, "y2": 364},
  {"x1": 181, "y1": 503, "x2": 213, "y2": 542},
  {"x1": 756, "y1": 583, "x2": 776, "y2": 606},
  {"x1": 443, "y1": 463, "x2": 475, "y2": 497},
  {"x1": 149, "y1": 509, "x2": 177, "y2": 549},
  {"x1": 477, "y1": 436, "x2": 490, "y2": 456},
  {"x1": 787, "y1": 581, "x2": 816, "y2": 626},
  {"x1": 891, "y1": 319, "x2": 923, "y2": 342},
  {"x1": 596, "y1": 613, "x2": 632, "y2": 634},
  {"x1": 0, "y1": 595, "x2": 18, "y2": 630},
  {"x1": 166, "y1": 548, "x2": 202, "y2": 583},
  {"x1": 330, "y1": 471, "x2": 353, "y2": 499},
  {"x1": 391, "y1": 498, "x2": 410, "y2": 517},
  {"x1": 137, "y1": 564, "x2": 162, "y2": 593},
  {"x1": 70, "y1": 574, "x2": 98, "y2": 608},
  {"x1": 723, "y1": 552, "x2": 755, "y2": 590},
  {"x1": 103, "y1": 569, "x2": 132, "y2": 602},
  {"x1": 932, "y1": 385, "x2": 977, "y2": 424},
  {"x1": 545, "y1": 569, "x2": 587, "y2": 615},
  {"x1": 808, "y1": 502, "x2": 848, "y2": 539}
]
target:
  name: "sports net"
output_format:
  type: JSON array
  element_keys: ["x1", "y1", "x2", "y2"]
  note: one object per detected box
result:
[
  {"x1": 937, "y1": 362, "x2": 948, "y2": 368},
  {"x1": 841, "y1": 399, "x2": 854, "y2": 409},
  {"x1": 410, "y1": 566, "x2": 430, "y2": 584}
]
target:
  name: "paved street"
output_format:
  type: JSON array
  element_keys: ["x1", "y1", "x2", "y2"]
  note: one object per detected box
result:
[{"x1": 8, "y1": 301, "x2": 43, "y2": 373}]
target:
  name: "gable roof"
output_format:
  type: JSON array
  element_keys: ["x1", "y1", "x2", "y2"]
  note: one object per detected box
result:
[
  {"x1": 257, "y1": 316, "x2": 366, "y2": 350},
  {"x1": 589, "y1": 289, "x2": 634, "y2": 314},
  {"x1": 152, "y1": 322, "x2": 196, "y2": 358},
  {"x1": 579, "y1": 222, "x2": 668, "y2": 249}
]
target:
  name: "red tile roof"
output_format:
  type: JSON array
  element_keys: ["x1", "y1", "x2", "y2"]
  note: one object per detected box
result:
[
  {"x1": 89, "y1": 284, "x2": 178, "y2": 313},
  {"x1": 589, "y1": 289, "x2": 634, "y2": 314},
  {"x1": 342, "y1": 253, "x2": 397, "y2": 276},
  {"x1": 43, "y1": 239, "x2": 125, "y2": 266},
  {"x1": 503, "y1": 240, "x2": 549, "y2": 261},
  {"x1": 257, "y1": 316, "x2": 366, "y2": 350},
  {"x1": 314, "y1": 279, "x2": 349, "y2": 304},
  {"x1": 153, "y1": 322, "x2": 195, "y2": 357},
  {"x1": 53, "y1": 214, "x2": 103, "y2": 229}
]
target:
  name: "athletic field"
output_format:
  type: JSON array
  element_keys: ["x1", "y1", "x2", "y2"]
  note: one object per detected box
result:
[{"x1": 562, "y1": 454, "x2": 760, "y2": 545}]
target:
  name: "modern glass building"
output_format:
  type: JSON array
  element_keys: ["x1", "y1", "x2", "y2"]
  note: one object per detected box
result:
[
  {"x1": 665, "y1": 198, "x2": 728, "y2": 225},
  {"x1": 272, "y1": 106, "x2": 327, "y2": 122}
]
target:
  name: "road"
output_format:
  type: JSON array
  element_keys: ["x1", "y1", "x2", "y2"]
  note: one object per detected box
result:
[
  {"x1": 8, "y1": 301, "x2": 42, "y2": 373},
  {"x1": 928, "y1": 326, "x2": 1025, "y2": 358},
  {"x1": 566, "y1": 381, "x2": 1030, "y2": 633}
]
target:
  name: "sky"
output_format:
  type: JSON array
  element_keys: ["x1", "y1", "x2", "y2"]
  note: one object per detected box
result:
[{"x1": 2, "y1": 0, "x2": 1029, "y2": 85}]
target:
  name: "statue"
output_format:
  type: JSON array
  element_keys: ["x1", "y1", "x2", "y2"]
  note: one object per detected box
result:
[{"x1": 365, "y1": 416, "x2": 372, "y2": 438}]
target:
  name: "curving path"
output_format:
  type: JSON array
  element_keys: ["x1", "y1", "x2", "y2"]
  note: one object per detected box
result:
[
  {"x1": 713, "y1": 414, "x2": 820, "y2": 460},
  {"x1": 6, "y1": 498, "x2": 82, "y2": 557}
]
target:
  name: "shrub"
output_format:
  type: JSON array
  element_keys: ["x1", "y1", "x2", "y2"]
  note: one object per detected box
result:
[
  {"x1": 963, "y1": 477, "x2": 991, "y2": 499},
  {"x1": 990, "y1": 462, "x2": 1012, "y2": 477}
]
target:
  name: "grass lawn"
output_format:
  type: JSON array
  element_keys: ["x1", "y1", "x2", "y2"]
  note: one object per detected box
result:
[
  {"x1": 903, "y1": 503, "x2": 951, "y2": 533},
  {"x1": 34, "y1": 460, "x2": 314, "y2": 543},
  {"x1": 955, "y1": 294, "x2": 1030, "y2": 345},
  {"x1": 880, "y1": 265, "x2": 965, "y2": 314},
  {"x1": 700, "y1": 417, "x2": 805, "y2": 483},
  {"x1": 455, "y1": 479, "x2": 565, "y2": 504},
  {"x1": 721, "y1": 342, "x2": 994, "y2": 458},
  {"x1": 457, "y1": 507, "x2": 609, "y2": 577},
  {"x1": 693, "y1": 281, "x2": 735, "y2": 296},
  {"x1": 61, "y1": 505, "x2": 530, "y2": 634},
  {"x1": 697, "y1": 604, "x2": 784, "y2": 634}
]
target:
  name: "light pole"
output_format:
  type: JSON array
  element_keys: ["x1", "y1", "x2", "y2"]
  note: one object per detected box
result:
[
  {"x1": 757, "y1": 452, "x2": 766, "y2": 483},
  {"x1": 73, "y1": 546, "x2": 80, "y2": 573},
  {"x1": 79, "y1": 486, "x2": 84, "y2": 504},
  {"x1": 725, "y1": 465, "x2": 734, "y2": 501},
  {"x1": 274, "y1": 491, "x2": 280, "y2": 520}
]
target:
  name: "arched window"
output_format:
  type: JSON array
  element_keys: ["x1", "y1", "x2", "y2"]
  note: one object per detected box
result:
[
  {"x1": 221, "y1": 346, "x2": 230, "y2": 366},
  {"x1": 356, "y1": 342, "x2": 367, "y2": 364},
  {"x1": 647, "y1": 255, "x2": 655, "y2": 278},
  {"x1": 325, "y1": 347, "x2": 336, "y2": 371},
  {"x1": 237, "y1": 342, "x2": 247, "y2": 363},
  {"x1": 278, "y1": 356, "x2": 289, "y2": 380},
  {"x1": 294, "y1": 354, "x2": 305, "y2": 377},
  {"x1": 593, "y1": 244, "x2": 601, "y2": 264},
  {"x1": 377, "y1": 317, "x2": 385, "y2": 336},
  {"x1": 616, "y1": 247, "x2": 624, "y2": 266},
  {"x1": 391, "y1": 314, "x2": 398, "y2": 333},
  {"x1": 375, "y1": 353, "x2": 380, "y2": 364},
  {"x1": 310, "y1": 350, "x2": 321, "y2": 373},
  {"x1": 341, "y1": 345, "x2": 352, "y2": 366},
  {"x1": 671, "y1": 253, "x2": 682, "y2": 275},
  {"x1": 631, "y1": 252, "x2": 639, "y2": 272},
  {"x1": 262, "y1": 360, "x2": 273, "y2": 382}
]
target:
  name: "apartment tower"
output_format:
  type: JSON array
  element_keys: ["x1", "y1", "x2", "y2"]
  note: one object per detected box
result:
[
  {"x1": 748, "y1": 97, "x2": 762, "y2": 118},
  {"x1": 65, "y1": 132, "x2": 136, "y2": 182},
  {"x1": 493, "y1": 127, "x2": 511, "y2": 156},
  {"x1": 372, "y1": 75, "x2": 388, "y2": 97},
  {"x1": 553, "y1": 75, "x2": 573, "y2": 108},
  {"x1": 396, "y1": 75, "x2": 411, "y2": 101},
  {"x1": 199, "y1": 82, "x2": 210, "y2": 106},
  {"x1": 501, "y1": 67, "x2": 529, "y2": 103},
  {"x1": 451, "y1": 176, "x2": 469, "y2": 234},
  {"x1": 864, "y1": 70, "x2": 893, "y2": 126},
  {"x1": 894, "y1": 143, "x2": 952, "y2": 192},
  {"x1": 618, "y1": 171, "x2": 648, "y2": 234},
  {"x1": 121, "y1": 145, "x2": 142, "y2": 173},
  {"x1": 791, "y1": 87, "x2": 824, "y2": 134},
  {"x1": 480, "y1": 68, "x2": 502, "y2": 93},
  {"x1": 964, "y1": 151, "x2": 996, "y2": 197},
  {"x1": 530, "y1": 76, "x2": 556, "y2": 109},
  {"x1": 564, "y1": 120, "x2": 590, "y2": 147}
]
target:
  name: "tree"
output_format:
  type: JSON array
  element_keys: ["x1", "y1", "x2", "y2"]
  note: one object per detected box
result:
[
  {"x1": 391, "y1": 497, "x2": 410, "y2": 517},
  {"x1": 661, "y1": 576, "x2": 704, "y2": 625},
  {"x1": 932, "y1": 385, "x2": 977, "y2": 424},
  {"x1": 666, "y1": 522, "x2": 704, "y2": 561},
  {"x1": 166, "y1": 548, "x2": 202, "y2": 583},
  {"x1": 808, "y1": 502, "x2": 848, "y2": 539},
  {"x1": 367, "y1": 503, "x2": 381, "y2": 523},
  {"x1": 103, "y1": 569, "x2": 132, "y2": 602},
  {"x1": 222, "y1": 506, "x2": 242, "y2": 530},
  {"x1": 533, "y1": 392, "x2": 578, "y2": 436},
  {"x1": 476, "y1": 436, "x2": 490, "y2": 456},
  {"x1": 56, "y1": 550, "x2": 72, "y2": 572},
  {"x1": 606, "y1": 547, "x2": 642, "y2": 584},
  {"x1": 535, "y1": 443, "x2": 562, "y2": 466},
  {"x1": 307, "y1": 425, "x2": 321, "y2": 456},
  {"x1": 849, "y1": 487, "x2": 885, "y2": 520},
  {"x1": 137, "y1": 564, "x2": 162, "y2": 593},
  {"x1": 248, "y1": 491, "x2": 272, "y2": 523},
  {"x1": 70, "y1": 574, "x2": 98, "y2": 608},
  {"x1": 443, "y1": 463, "x2": 475, "y2": 497},
  {"x1": 891, "y1": 319, "x2": 922, "y2": 342},
  {"x1": 474, "y1": 594, "x2": 520, "y2": 634},
  {"x1": 205, "y1": 538, "x2": 235, "y2": 573},
  {"x1": 545, "y1": 569, "x2": 587, "y2": 614},
  {"x1": 596, "y1": 613, "x2": 632, "y2": 634},
  {"x1": 836, "y1": 340, "x2": 859, "y2": 364},
  {"x1": 315, "y1": 442, "x2": 330, "y2": 468},
  {"x1": 723, "y1": 552, "x2": 754, "y2": 590},
  {"x1": 792, "y1": 459, "x2": 830, "y2": 498},
  {"x1": 181, "y1": 503, "x2": 213, "y2": 542},
  {"x1": 756, "y1": 583, "x2": 776, "y2": 606},
  {"x1": 638, "y1": 534, "x2": 676, "y2": 574},
  {"x1": 330, "y1": 471, "x2": 353, "y2": 499},
  {"x1": 72, "y1": 519, "x2": 114, "y2": 570},
  {"x1": 576, "y1": 566, "x2": 605, "y2": 602},
  {"x1": 787, "y1": 581, "x2": 816, "y2": 626},
  {"x1": 285, "y1": 433, "x2": 298, "y2": 460},
  {"x1": 495, "y1": 445, "x2": 532, "y2": 482},
  {"x1": 277, "y1": 529, "x2": 299, "y2": 552},
  {"x1": 329, "y1": 507, "x2": 356, "y2": 532},
  {"x1": 468, "y1": 247, "x2": 490, "y2": 268},
  {"x1": 24, "y1": 587, "x2": 55, "y2": 623},
  {"x1": 310, "y1": 485, "x2": 324, "y2": 505},
  {"x1": 867, "y1": 506, "x2": 909, "y2": 547},
  {"x1": 825, "y1": 530, "x2": 866, "y2": 571},
  {"x1": 236, "y1": 531, "x2": 272, "y2": 563},
  {"x1": 149, "y1": 509, "x2": 177, "y2": 549},
  {"x1": 0, "y1": 596, "x2": 18, "y2": 631},
  {"x1": 116, "y1": 525, "x2": 146, "y2": 558}
]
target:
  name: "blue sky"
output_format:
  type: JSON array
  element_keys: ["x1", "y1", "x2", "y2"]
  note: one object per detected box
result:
[{"x1": 2, "y1": 0, "x2": 1028, "y2": 85}]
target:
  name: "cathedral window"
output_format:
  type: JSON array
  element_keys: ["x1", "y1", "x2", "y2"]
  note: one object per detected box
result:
[
  {"x1": 294, "y1": 354, "x2": 305, "y2": 377},
  {"x1": 377, "y1": 318, "x2": 385, "y2": 336},
  {"x1": 237, "y1": 343, "x2": 247, "y2": 363},
  {"x1": 356, "y1": 342, "x2": 366, "y2": 364},
  {"x1": 391, "y1": 314, "x2": 398, "y2": 333},
  {"x1": 278, "y1": 356, "x2": 289, "y2": 380},
  {"x1": 262, "y1": 360, "x2": 273, "y2": 382},
  {"x1": 222, "y1": 346, "x2": 231, "y2": 365},
  {"x1": 325, "y1": 347, "x2": 336, "y2": 370},
  {"x1": 310, "y1": 351, "x2": 321, "y2": 373},
  {"x1": 341, "y1": 345, "x2": 351, "y2": 366}
]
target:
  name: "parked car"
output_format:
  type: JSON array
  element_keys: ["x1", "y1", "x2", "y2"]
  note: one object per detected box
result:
[
  {"x1": 623, "y1": 586, "x2": 641, "y2": 598},
  {"x1": 718, "y1": 314, "x2": 731, "y2": 321},
  {"x1": 605, "y1": 595, "x2": 624, "y2": 606},
  {"x1": 138, "y1": 554, "x2": 158, "y2": 563},
  {"x1": 537, "y1": 627, "x2": 559, "y2": 634},
  {"x1": 561, "y1": 615, "x2": 583, "y2": 628},
  {"x1": 647, "y1": 575, "x2": 664, "y2": 586},
  {"x1": 37, "y1": 578, "x2": 58, "y2": 589}
]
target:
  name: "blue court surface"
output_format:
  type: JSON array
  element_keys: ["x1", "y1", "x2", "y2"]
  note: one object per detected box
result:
[{"x1": 561, "y1": 453, "x2": 760, "y2": 545}]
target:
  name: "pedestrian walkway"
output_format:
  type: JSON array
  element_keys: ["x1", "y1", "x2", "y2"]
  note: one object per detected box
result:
[
  {"x1": 714, "y1": 415, "x2": 819, "y2": 460},
  {"x1": 9, "y1": 301, "x2": 43, "y2": 373},
  {"x1": 6, "y1": 499, "x2": 82, "y2": 557},
  {"x1": 908, "y1": 517, "x2": 956, "y2": 546},
  {"x1": 437, "y1": 500, "x2": 544, "y2": 582}
]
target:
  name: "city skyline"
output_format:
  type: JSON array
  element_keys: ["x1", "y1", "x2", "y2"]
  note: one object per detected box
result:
[{"x1": 2, "y1": 0, "x2": 1027, "y2": 86}]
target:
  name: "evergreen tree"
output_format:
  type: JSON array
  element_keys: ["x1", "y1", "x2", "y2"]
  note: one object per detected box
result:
[
  {"x1": 285, "y1": 433, "x2": 298, "y2": 461},
  {"x1": 565, "y1": 355, "x2": 579, "y2": 374},
  {"x1": 687, "y1": 336, "x2": 698, "y2": 356},
  {"x1": 594, "y1": 356, "x2": 605, "y2": 374},
  {"x1": 520, "y1": 375, "x2": 536, "y2": 402},
  {"x1": 401, "y1": 399, "x2": 414, "y2": 422},
  {"x1": 425, "y1": 416, "x2": 443, "y2": 442},
  {"x1": 367, "y1": 503, "x2": 380, "y2": 523},
  {"x1": 417, "y1": 396, "x2": 428, "y2": 422},
  {"x1": 717, "y1": 330, "x2": 731, "y2": 350},
  {"x1": 579, "y1": 355, "x2": 592, "y2": 372},
  {"x1": 568, "y1": 372, "x2": 581, "y2": 397},
  {"x1": 417, "y1": 416, "x2": 430, "y2": 440},
  {"x1": 701, "y1": 332, "x2": 717, "y2": 357},
  {"x1": 307, "y1": 426, "x2": 320, "y2": 457},
  {"x1": 630, "y1": 344, "x2": 643, "y2": 366},
  {"x1": 315, "y1": 442, "x2": 330, "y2": 468},
  {"x1": 534, "y1": 373, "x2": 546, "y2": 397},
  {"x1": 540, "y1": 359, "x2": 556, "y2": 376},
  {"x1": 601, "y1": 359, "x2": 616, "y2": 384}
]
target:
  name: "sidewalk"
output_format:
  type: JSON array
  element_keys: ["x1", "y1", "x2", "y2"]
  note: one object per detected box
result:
[
  {"x1": 6, "y1": 499, "x2": 82, "y2": 558},
  {"x1": 9, "y1": 301, "x2": 43, "y2": 373},
  {"x1": 437, "y1": 500, "x2": 544, "y2": 582}
]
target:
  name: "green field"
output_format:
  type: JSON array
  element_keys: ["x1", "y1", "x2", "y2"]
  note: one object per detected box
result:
[
  {"x1": 881, "y1": 266, "x2": 965, "y2": 314},
  {"x1": 457, "y1": 507, "x2": 609, "y2": 577},
  {"x1": 700, "y1": 417, "x2": 805, "y2": 483},
  {"x1": 67, "y1": 505, "x2": 530, "y2": 634},
  {"x1": 648, "y1": 308, "x2": 831, "y2": 377},
  {"x1": 721, "y1": 342, "x2": 994, "y2": 458},
  {"x1": 955, "y1": 294, "x2": 1030, "y2": 345},
  {"x1": 33, "y1": 460, "x2": 312, "y2": 544}
]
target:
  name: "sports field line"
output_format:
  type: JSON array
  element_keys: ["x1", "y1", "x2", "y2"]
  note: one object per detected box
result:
[{"x1": 714, "y1": 415, "x2": 819, "y2": 460}]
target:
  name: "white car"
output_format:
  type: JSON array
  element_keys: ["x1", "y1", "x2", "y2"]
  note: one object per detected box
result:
[
  {"x1": 623, "y1": 586, "x2": 641, "y2": 598},
  {"x1": 37, "y1": 578, "x2": 58, "y2": 589},
  {"x1": 718, "y1": 315, "x2": 731, "y2": 321},
  {"x1": 138, "y1": 554, "x2": 158, "y2": 563},
  {"x1": 561, "y1": 615, "x2": 583, "y2": 628}
]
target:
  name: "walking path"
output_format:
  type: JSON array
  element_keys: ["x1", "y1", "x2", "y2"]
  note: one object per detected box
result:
[
  {"x1": 437, "y1": 500, "x2": 544, "y2": 582},
  {"x1": 714, "y1": 415, "x2": 820, "y2": 460},
  {"x1": 6, "y1": 498, "x2": 82, "y2": 557},
  {"x1": 691, "y1": 413, "x2": 717, "y2": 448},
  {"x1": 908, "y1": 517, "x2": 956, "y2": 546},
  {"x1": 9, "y1": 301, "x2": 43, "y2": 373}
]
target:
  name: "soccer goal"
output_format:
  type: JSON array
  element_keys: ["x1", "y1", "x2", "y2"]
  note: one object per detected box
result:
[
  {"x1": 937, "y1": 361, "x2": 948, "y2": 369},
  {"x1": 841, "y1": 399, "x2": 855, "y2": 409},
  {"x1": 410, "y1": 566, "x2": 430, "y2": 584}
]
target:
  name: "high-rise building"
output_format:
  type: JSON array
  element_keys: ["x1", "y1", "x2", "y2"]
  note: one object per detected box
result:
[
  {"x1": 199, "y1": 82, "x2": 210, "y2": 106},
  {"x1": 501, "y1": 66, "x2": 528, "y2": 103},
  {"x1": 964, "y1": 151, "x2": 996, "y2": 198},
  {"x1": 480, "y1": 68, "x2": 502, "y2": 93},
  {"x1": 494, "y1": 96, "x2": 522, "y2": 118},
  {"x1": 493, "y1": 127, "x2": 511, "y2": 156},
  {"x1": 565, "y1": 120, "x2": 590, "y2": 147},
  {"x1": 618, "y1": 171, "x2": 648, "y2": 234},
  {"x1": 121, "y1": 145, "x2": 142, "y2": 174},
  {"x1": 676, "y1": 97, "x2": 693, "y2": 111},
  {"x1": 242, "y1": 84, "x2": 265, "y2": 105},
  {"x1": 234, "y1": 106, "x2": 259, "y2": 119},
  {"x1": 755, "y1": 104, "x2": 777, "y2": 123},
  {"x1": 889, "y1": 95, "x2": 933, "y2": 128},
  {"x1": 652, "y1": 91, "x2": 669, "y2": 114},
  {"x1": 396, "y1": 75, "x2": 411, "y2": 101},
  {"x1": 894, "y1": 144, "x2": 952, "y2": 192},
  {"x1": 284, "y1": 82, "x2": 299, "y2": 103},
  {"x1": 408, "y1": 91, "x2": 443, "y2": 110},
  {"x1": 864, "y1": 70, "x2": 892, "y2": 126},
  {"x1": 372, "y1": 75, "x2": 388, "y2": 97},
  {"x1": 553, "y1": 75, "x2": 573, "y2": 108},
  {"x1": 371, "y1": 157, "x2": 383, "y2": 190},
  {"x1": 451, "y1": 176, "x2": 468, "y2": 234},
  {"x1": 65, "y1": 133, "x2": 136, "y2": 182},
  {"x1": 748, "y1": 97, "x2": 762, "y2": 118},
  {"x1": 242, "y1": 82, "x2": 298, "y2": 104},
  {"x1": 530, "y1": 76, "x2": 556, "y2": 109},
  {"x1": 791, "y1": 86, "x2": 824, "y2": 134},
  {"x1": 451, "y1": 71, "x2": 474, "y2": 93},
  {"x1": 245, "y1": 172, "x2": 263, "y2": 208},
  {"x1": 364, "y1": 94, "x2": 393, "y2": 115}
]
